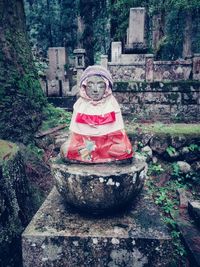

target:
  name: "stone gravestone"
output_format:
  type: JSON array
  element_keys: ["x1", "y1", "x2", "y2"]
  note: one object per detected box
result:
[
  {"x1": 111, "y1": 42, "x2": 122, "y2": 63},
  {"x1": 47, "y1": 47, "x2": 70, "y2": 97},
  {"x1": 125, "y1": 7, "x2": 147, "y2": 52},
  {"x1": 22, "y1": 66, "x2": 172, "y2": 267}
]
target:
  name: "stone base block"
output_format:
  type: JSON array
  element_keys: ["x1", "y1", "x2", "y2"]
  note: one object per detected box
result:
[{"x1": 22, "y1": 188, "x2": 172, "y2": 267}]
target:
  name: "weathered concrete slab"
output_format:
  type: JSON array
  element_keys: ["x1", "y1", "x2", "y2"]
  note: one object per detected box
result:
[{"x1": 22, "y1": 188, "x2": 172, "y2": 267}]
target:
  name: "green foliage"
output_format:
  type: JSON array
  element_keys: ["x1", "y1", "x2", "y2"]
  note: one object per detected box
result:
[
  {"x1": 146, "y1": 178, "x2": 186, "y2": 215},
  {"x1": 187, "y1": 143, "x2": 199, "y2": 151},
  {"x1": 147, "y1": 163, "x2": 164, "y2": 176},
  {"x1": 172, "y1": 162, "x2": 180, "y2": 178},
  {"x1": 171, "y1": 162, "x2": 200, "y2": 185},
  {"x1": 24, "y1": 0, "x2": 200, "y2": 61},
  {"x1": 146, "y1": 178, "x2": 187, "y2": 258},
  {"x1": 41, "y1": 104, "x2": 72, "y2": 131},
  {"x1": 184, "y1": 171, "x2": 200, "y2": 186},
  {"x1": 26, "y1": 143, "x2": 44, "y2": 160},
  {"x1": 166, "y1": 146, "x2": 177, "y2": 156},
  {"x1": 171, "y1": 230, "x2": 187, "y2": 257}
]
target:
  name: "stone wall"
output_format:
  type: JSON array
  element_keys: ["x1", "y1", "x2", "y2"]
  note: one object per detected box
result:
[
  {"x1": 153, "y1": 60, "x2": 192, "y2": 81},
  {"x1": 112, "y1": 81, "x2": 200, "y2": 122},
  {"x1": 109, "y1": 64, "x2": 146, "y2": 81},
  {"x1": 105, "y1": 45, "x2": 200, "y2": 82},
  {"x1": 107, "y1": 57, "x2": 195, "y2": 82}
]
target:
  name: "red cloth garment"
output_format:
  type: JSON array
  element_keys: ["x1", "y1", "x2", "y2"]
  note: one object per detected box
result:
[
  {"x1": 76, "y1": 112, "x2": 116, "y2": 126},
  {"x1": 63, "y1": 65, "x2": 134, "y2": 163},
  {"x1": 66, "y1": 130, "x2": 133, "y2": 163}
]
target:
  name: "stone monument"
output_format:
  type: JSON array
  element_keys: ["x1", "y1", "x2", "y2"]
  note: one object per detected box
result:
[
  {"x1": 125, "y1": 7, "x2": 147, "y2": 53},
  {"x1": 22, "y1": 66, "x2": 172, "y2": 266},
  {"x1": 46, "y1": 47, "x2": 70, "y2": 97}
]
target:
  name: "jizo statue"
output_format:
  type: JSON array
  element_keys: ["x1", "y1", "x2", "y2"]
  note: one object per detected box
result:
[{"x1": 60, "y1": 65, "x2": 134, "y2": 163}]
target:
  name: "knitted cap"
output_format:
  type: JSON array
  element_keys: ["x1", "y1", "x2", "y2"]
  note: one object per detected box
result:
[{"x1": 80, "y1": 65, "x2": 113, "y2": 88}]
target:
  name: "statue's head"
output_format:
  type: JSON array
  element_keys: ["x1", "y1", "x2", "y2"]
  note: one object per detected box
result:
[{"x1": 79, "y1": 65, "x2": 113, "y2": 101}]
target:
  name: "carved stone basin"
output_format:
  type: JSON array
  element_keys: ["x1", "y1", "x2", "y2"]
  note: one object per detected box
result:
[{"x1": 51, "y1": 160, "x2": 147, "y2": 215}]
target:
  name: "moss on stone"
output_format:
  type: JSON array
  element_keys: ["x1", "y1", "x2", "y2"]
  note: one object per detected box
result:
[
  {"x1": 113, "y1": 81, "x2": 200, "y2": 92},
  {"x1": 0, "y1": 140, "x2": 18, "y2": 163}
]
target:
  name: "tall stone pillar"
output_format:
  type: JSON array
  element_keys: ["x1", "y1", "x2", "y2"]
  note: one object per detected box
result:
[
  {"x1": 145, "y1": 54, "x2": 154, "y2": 82},
  {"x1": 193, "y1": 53, "x2": 200, "y2": 80},
  {"x1": 111, "y1": 42, "x2": 122, "y2": 63}
]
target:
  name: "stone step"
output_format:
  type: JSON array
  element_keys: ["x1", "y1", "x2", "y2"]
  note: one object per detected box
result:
[
  {"x1": 188, "y1": 200, "x2": 200, "y2": 228},
  {"x1": 22, "y1": 188, "x2": 172, "y2": 267},
  {"x1": 172, "y1": 208, "x2": 200, "y2": 267}
]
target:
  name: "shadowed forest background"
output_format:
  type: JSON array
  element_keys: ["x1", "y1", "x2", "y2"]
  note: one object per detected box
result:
[{"x1": 25, "y1": 0, "x2": 200, "y2": 64}]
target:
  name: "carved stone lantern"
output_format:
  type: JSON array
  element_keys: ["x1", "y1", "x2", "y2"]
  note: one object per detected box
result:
[{"x1": 73, "y1": 48, "x2": 86, "y2": 69}]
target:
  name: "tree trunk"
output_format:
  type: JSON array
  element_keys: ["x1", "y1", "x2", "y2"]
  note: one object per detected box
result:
[
  {"x1": 182, "y1": 9, "x2": 192, "y2": 59},
  {"x1": 0, "y1": 0, "x2": 46, "y2": 143},
  {"x1": 77, "y1": 15, "x2": 85, "y2": 48},
  {"x1": 152, "y1": 11, "x2": 165, "y2": 59},
  {"x1": 46, "y1": 0, "x2": 53, "y2": 46},
  {"x1": 79, "y1": 0, "x2": 94, "y2": 65},
  {"x1": 0, "y1": 140, "x2": 35, "y2": 267},
  {"x1": 152, "y1": 14, "x2": 164, "y2": 50}
]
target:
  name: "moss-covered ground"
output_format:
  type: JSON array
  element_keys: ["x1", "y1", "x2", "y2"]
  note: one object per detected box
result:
[
  {"x1": 126, "y1": 122, "x2": 200, "y2": 136},
  {"x1": 40, "y1": 104, "x2": 72, "y2": 131}
]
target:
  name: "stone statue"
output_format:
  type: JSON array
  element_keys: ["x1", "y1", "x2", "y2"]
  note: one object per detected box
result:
[{"x1": 60, "y1": 65, "x2": 133, "y2": 164}]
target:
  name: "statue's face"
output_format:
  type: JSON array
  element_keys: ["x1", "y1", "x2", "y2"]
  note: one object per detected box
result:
[{"x1": 85, "y1": 76, "x2": 106, "y2": 101}]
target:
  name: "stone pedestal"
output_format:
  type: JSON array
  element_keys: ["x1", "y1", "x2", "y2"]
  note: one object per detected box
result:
[
  {"x1": 51, "y1": 161, "x2": 147, "y2": 215},
  {"x1": 22, "y1": 188, "x2": 172, "y2": 267}
]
